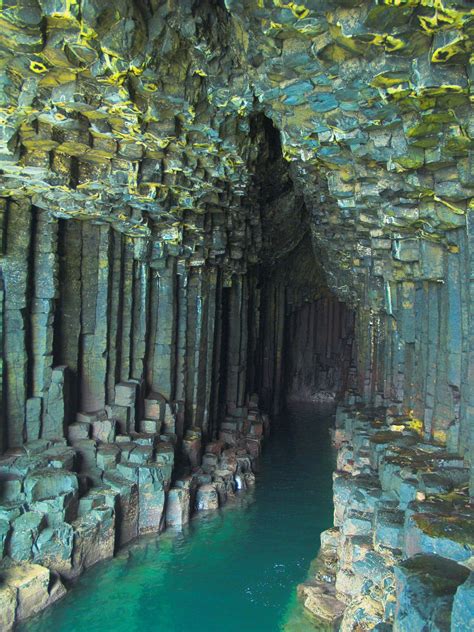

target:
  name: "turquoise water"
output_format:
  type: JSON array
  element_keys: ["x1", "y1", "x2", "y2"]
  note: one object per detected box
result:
[{"x1": 21, "y1": 403, "x2": 335, "y2": 632}]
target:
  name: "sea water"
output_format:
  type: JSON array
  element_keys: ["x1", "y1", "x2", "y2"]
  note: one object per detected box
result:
[{"x1": 21, "y1": 403, "x2": 335, "y2": 632}]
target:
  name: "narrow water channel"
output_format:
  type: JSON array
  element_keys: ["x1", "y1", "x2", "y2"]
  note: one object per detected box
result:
[{"x1": 21, "y1": 403, "x2": 335, "y2": 632}]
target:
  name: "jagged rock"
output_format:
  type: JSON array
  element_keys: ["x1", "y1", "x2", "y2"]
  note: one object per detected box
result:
[
  {"x1": 33, "y1": 522, "x2": 74, "y2": 575},
  {"x1": 341, "y1": 510, "x2": 373, "y2": 537},
  {"x1": 0, "y1": 519, "x2": 10, "y2": 557},
  {"x1": 0, "y1": 582, "x2": 16, "y2": 631},
  {"x1": 96, "y1": 445, "x2": 121, "y2": 470},
  {"x1": 0, "y1": 474, "x2": 23, "y2": 503},
  {"x1": 0, "y1": 0, "x2": 473, "y2": 628},
  {"x1": 374, "y1": 508, "x2": 404, "y2": 551},
  {"x1": 137, "y1": 465, "x2": 167, "y2": 534},
  {"x1": 92, "y1": 419, "x2": 117, "y2": 444},
  {"x1": 340, "y1": 593, "x2": 385, "y2": 632},
  {"x1": 24, "y1": 468, "x2": 78, "y2": 503},
  {"x1": 43, "y1": 446, "x2": 76, "y2": 470},
  {"x1": 71, "y1": 440, "x2": 101, "y2": 484},
  {"x1": 9, "y1": 512, "x2": 44, "y2": 562},
  {"x1": 103, "y1": 473, "x2": 139, "y2": 547}
]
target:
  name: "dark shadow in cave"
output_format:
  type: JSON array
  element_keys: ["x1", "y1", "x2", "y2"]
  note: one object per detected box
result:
[{"x1": 247, "y1": 114, "x2": 357, "y2": 415}]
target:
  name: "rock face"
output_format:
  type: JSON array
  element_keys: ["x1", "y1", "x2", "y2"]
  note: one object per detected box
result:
[
  {"x1": 0, "y1": 560, "x2": 66, "y2": 630},
  {"x1": 299, "y1": 405, "x2": 474, "y2": 631},
  {"x1": 0, "y1": 398, "x2": 266, "y2": 627},
  {"x1": 0, "y1": 0, "x2": 473, "y2": 629}
]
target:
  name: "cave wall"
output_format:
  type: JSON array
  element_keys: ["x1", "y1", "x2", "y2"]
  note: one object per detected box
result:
[
  {"x1": 0, "y1": 0, "x2": 473, "y2": 628},
  {"x1": 1, "y1": 202, "x2": 270, "y2": 449},
  {"x1": 284, "y1": 297, "x2": 356, "y2": 402},
  {"x1": 1, "y1": 0, "x2": 471, "y2": 466}
]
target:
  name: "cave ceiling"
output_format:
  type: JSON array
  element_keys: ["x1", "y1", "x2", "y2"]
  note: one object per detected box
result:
[{"x1": 0, "y1": 0, "x2": 472, "y2": 304}]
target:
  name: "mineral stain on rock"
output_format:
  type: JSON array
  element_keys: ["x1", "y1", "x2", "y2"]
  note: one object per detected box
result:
[{"x1": 0, "y1": 0, "x2": 473, "y2": 630}]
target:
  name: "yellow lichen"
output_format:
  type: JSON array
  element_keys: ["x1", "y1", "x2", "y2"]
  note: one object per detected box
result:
[
  {"x1": 407, "y1": 411, "x2": 424, "y2": 436},
  {"x1": 30, "y1": 61, "x2": 48, "y2": 74},
  {"x1": 432, "y1": 429, "x2": 447, "y2": 445}
]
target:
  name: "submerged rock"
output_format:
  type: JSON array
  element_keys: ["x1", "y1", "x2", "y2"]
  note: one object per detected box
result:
[{"x1": 298, "y1": 581, "x2": 346, "y2": 630}]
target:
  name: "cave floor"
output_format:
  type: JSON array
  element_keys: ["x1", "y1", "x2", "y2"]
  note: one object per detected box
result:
[{"x1": 19, "y1": 403, "x2": 335, "y2": 632}]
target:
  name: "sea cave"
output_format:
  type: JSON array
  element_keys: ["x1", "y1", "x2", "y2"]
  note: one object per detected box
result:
[{"x1": 0, "y1": 1, "x2": 473, "y2": 630}]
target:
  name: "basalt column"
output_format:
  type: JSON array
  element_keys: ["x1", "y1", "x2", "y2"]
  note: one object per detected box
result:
[
  {"x1": 0, "y1": 0, "x2": 473, "y2": 630},
  {"x1": 284, "y1": 297, "x2": 356, "y2": 403}
]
